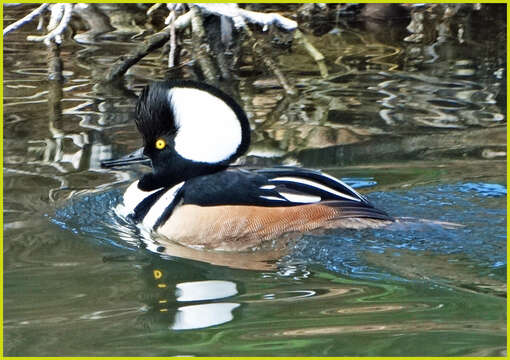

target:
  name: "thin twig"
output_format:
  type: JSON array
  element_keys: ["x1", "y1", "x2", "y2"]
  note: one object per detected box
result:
[
  {"x1": 243, "y1": 25, "x2": 297, "y2": 96},
  {"x1": 190, "y1": 6, "x2": 219, "y2": 82},
  {"x1": 168, "y1": 11, "x2": 177, "y2": 68},
  {"x1": 47, "y1": 3, "x2": 64, "y2": 31},
  {"x1": 3, "y1": 3, "x2": 49, "y2": 36},
  {"x1": 47, "y1": 40, "x2": 64, "y2": 81},
  {"x1": 106, "y1": 10, "x2": 192, "y2": 82},
  {"x1": 37, "y1": 14, "x2": 44, "y2": 31},
  {"x1": 147, "y1": 3, "x2": 163, "y2": 16},
  {"x1": 295, "y1": 29, "x2": 328, "y2": 78}
]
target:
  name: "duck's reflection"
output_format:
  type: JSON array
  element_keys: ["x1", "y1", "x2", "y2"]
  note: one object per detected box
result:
[
  {"x1": 143, "y1": 265, "x2": 241, "y2": 331},
  {"x1": 175, "y1": 280, "x2": 238, "y2": 302},
  {"x1": 114, "y1": 221, "x2": 288, "y2": 271},
  {"x1": 153, "y1": 241, "x2": 286, "y2": 271},
  {"x1": 174, "y1": 280, "x2": 240, "y2": 330},
  {"x1": 172, "y1": 302, "x2": 240, "y2": 330}
]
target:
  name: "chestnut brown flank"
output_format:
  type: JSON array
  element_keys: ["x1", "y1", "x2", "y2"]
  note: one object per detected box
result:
[{"x1": 157, "y1": 203, "x2": 390, "y2": 251}]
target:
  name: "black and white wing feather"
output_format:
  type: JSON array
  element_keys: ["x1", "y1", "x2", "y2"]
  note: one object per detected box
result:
[
  {"x1": 181, "y1": 167, "x2": 390, "y2": 219},
  {"x1": 252, "y1": 166, "x2": 370, "y2": 205}
]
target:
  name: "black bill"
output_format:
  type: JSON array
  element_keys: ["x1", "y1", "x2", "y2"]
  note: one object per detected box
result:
[{"x1": 100, "y1": 147, "x2": 151, "y2": 168}]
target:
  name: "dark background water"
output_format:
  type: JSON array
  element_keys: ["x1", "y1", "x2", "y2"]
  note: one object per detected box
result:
[{"x1": 3, "y1": 4, "x2": 506, "y2": 356}]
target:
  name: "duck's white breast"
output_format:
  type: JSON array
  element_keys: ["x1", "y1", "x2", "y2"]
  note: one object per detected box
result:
[
  {"x1": 115, "y1": 180, "x2": 161, "y2": 218},
  {"x1": 115, "y1": 181, "x2": 184, "y2": 228}
]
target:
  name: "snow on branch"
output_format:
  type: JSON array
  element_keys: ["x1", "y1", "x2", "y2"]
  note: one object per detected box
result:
[
  {"x1": 3, "y1": 3, "x2": 49, "y2": 36},
  {"x1": 27, "y1": 3, "x2": 73, "y2": 45},
  {"x1": 193, "y1": 3, "x2": 297, "y2": 31}
]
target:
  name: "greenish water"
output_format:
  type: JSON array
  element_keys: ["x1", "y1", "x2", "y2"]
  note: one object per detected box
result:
[{"x1": 3, "y1": 4, "x2": 506, "y2": 356}]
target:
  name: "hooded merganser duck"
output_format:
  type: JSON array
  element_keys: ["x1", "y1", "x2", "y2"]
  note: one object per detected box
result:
[{"x1": 102, "y1": 80, "x2": 392, "y2": 251}]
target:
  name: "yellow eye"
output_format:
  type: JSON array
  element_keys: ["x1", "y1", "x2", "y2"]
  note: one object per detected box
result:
[{"x1": 155, "y1": 138, "x2": 166, "y2": 150}]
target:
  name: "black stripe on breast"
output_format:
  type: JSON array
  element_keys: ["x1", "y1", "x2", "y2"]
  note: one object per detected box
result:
[
  {"x1": 128, "y1": 188, "x2": 167, "y2": 224},
  {"x1": 153, "y1": 187, "x2": 185, "y2": 230}
]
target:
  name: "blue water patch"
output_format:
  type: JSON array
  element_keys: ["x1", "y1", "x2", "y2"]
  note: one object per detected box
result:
[
  {"x1": 459, "y1": 182, "x2": 507, "y2": 197},
  {"x1": 342, "y1": 177, "x2": 377, "y2": 189},
  {"x1": 287, "y1": 182, "x2": 506, "y2": 278},
  {"x1": 51, "y1": 189, "x2": 140, "y2": 251}
]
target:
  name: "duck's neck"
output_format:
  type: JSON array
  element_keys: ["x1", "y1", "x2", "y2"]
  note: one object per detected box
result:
[{"x1": 138, "y1": 159, "x2": 228, "y2": 191}]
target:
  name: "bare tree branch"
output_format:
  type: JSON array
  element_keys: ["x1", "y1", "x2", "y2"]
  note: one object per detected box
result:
[
  {"x1": 295, "y1": 30, "x2": 328, "y2": 78},
  {"x1": 167, "y1": 11, "x2": 177, "y2": 68},
  {"x1": 192, "y1": 3, "x2": 298, "y2": 94},
  {"x1": 27, "y1": 3, "x2": 73, "y2": 45},
  {"x1": 106, "y1": 11, "x2": 193, "y2": 82},
  {"x1": 104, "y1": 4, "x2": 298, "y2": 86},
  {"x1": 146, "y1": 3, "x2": 163, "y2": 16},
  {"x1": 190, "y1": 6, "x2": 219, "y2": 82}
]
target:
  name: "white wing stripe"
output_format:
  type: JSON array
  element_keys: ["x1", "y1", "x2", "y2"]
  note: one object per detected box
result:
[
  {"x1": 278, "y1": 192, "x2": 321, "y2": 203},
  {"x1": 316, "y1": 171, "x2": 367, "y2": 200},
  {"x1": 259, "y1": 195, "x2": 285, "y2": 202},
  {"x1": 269, "y1": 176, "x2": 361, "y2": 202},
  {"x1": 260, "y1": 184, "x2": 276, "y2": 190}
]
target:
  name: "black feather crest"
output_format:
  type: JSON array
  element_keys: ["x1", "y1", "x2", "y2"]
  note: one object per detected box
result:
[{"x1": 135, "y1": 82, "x2": 177, "y2": 146}]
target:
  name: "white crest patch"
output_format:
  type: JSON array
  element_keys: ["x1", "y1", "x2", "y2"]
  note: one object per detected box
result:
[
  {"x1": 142, "y1": 181, "x2": 184, "y2": 229},
  {"x1": 169, "y1": 87, "x2": 242, "y2": 163}
]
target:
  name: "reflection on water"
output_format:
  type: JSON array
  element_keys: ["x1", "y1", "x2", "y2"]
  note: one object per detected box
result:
[
  {"x1": 157, "y1": 278, "x2": 241, "y2": 330},
  {"x1": 175, "y1": 280, "x2": 238, "y2": 302},
  {"x1": 172, "y1": 303, "x2": 240, "y2": 330},
  {"x1": 3, "y1": 3, "x2": 506, "y2": 357}
]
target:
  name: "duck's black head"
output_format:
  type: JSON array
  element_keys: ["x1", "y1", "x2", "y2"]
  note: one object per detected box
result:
[{"x1": 104, "y1": 80, "x2": 251, "y2": 191}]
